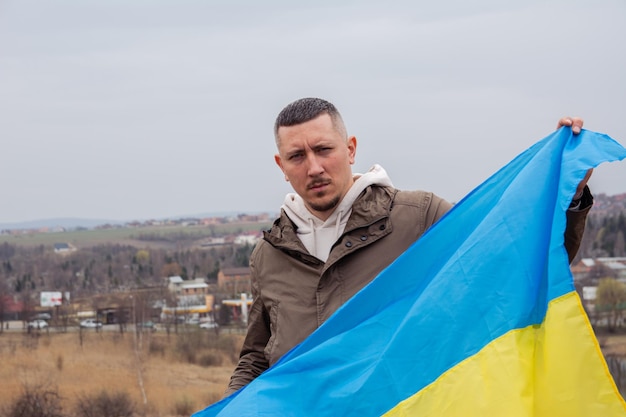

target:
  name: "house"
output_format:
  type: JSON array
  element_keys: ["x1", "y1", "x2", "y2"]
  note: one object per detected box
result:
[
  {"x1": 572, "y1": 257, "x2": 626, "y2": 283},
  {"x1": 167, "y1": 276, "x2": 184, "y2": 291},
  {"x1": 163, "y1": 276, "x2": 213, "y2": 322},
  {"x1": 199, "y1": 237, "x2": 227, "y2": 248},
  {"x1": 234, "y1": 233, "x2": 261, "y2": 246},
  {"x1": 0, "y1": 295, "x2": 23, "y2": 321},
  {"x1": 217, "y1": 267, "x2": 251, "y2": 295},
  {"x1": 53, "y1": 243, "x2": 75, "y2": 254},
  {"x1": 167, "y1": 276, "x2": 209, "y2": 296},
  {"x1": 572, "y1": 257, "x2": 626, "y2": 318}
]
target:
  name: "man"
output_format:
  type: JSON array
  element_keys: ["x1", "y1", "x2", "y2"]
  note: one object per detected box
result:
[{"x1": 225, "y1": 97, "x2": 592, "y2": 395}]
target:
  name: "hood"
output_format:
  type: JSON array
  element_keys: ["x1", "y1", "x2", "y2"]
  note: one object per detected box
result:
[{"x1": 281, "y1": 164, "x2": 393, "y2": 262}]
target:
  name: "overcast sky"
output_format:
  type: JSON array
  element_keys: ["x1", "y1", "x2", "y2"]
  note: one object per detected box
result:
[{"x1": 1, "y1": 0, "x2": 624, "y2": 225}]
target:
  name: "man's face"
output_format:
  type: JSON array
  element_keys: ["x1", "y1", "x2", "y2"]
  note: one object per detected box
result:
[{"x1": 275, "y1": 114, "x2": 357, "y2": 221}]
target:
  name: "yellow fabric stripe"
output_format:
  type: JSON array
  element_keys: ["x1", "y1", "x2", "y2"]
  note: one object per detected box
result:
[{"x1": 383, "y1": 292, "x2": 626, "y2": 417}]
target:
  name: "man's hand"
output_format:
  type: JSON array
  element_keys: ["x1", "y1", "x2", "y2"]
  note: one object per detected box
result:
[
  {"x1": 557, "y1": 116, "x2": 584, "y2": 135},
  {"x1": 573, "y1": 169, "x2": 592, "y2": 200},
  {"x1": 557, "y1": 116, "x2": 592, "y2": 199}
]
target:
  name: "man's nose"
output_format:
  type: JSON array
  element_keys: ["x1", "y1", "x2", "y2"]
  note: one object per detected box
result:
[{"x1": 307, "y1": 154, "x2": 324, "y2": 176}]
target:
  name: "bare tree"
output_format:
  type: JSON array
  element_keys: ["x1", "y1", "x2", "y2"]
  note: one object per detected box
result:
[
  {"x1": 597, "y1": 277, "x2": 626, "y2": 333},
  {"x1": 0, "y1": 279, "x2": 10, "y2": 333}
]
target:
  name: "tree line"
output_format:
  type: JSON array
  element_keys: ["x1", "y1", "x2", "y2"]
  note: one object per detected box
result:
[
  {"x1": 575, "y1": 206, "x2": 626, "y2": 333},
  {"x1": 578, "y1": 211, "x2": 626, "y2": 259},
  {"x1": 0, "y1": 239, "x2": 254, "y2": 327}
]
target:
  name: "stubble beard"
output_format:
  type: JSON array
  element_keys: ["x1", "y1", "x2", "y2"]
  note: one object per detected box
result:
[{"x1": 308, "y1": 194, "x2": 341, "y2": 214}]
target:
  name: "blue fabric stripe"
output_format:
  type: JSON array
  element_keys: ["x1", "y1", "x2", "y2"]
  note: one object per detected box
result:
[{"x1": 194, "y1": 128, "x2": 626, "y2": 417}]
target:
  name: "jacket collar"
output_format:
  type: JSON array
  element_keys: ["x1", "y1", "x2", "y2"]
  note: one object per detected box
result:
[{"x1": 264, "y1": 185, "x2": 396, "y2": 260}]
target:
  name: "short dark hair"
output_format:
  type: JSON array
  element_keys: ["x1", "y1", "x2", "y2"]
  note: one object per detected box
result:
[{"x1": 274, "y1": 97, "x2": 347, "y2": 145}]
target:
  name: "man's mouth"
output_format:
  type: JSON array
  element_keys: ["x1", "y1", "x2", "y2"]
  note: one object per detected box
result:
[{"x1": 308, "y1": 180, "x2": 330, "y2": 191}]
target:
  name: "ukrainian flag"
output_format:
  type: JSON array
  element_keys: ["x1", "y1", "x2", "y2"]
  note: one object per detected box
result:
[{"x1": 195, "y1": 128, "x2": 626, "y2": 417}]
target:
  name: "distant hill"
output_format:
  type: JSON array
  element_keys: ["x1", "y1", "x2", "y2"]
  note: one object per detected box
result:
[
  {"x1": 0, "y1": 218, "x2": 123, "y2": 231},
  {"x1": 0, "y1": 211, "x2": 273, "y2": 232}
]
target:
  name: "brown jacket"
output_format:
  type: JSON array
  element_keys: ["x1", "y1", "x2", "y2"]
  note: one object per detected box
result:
[{"x1": 225, "y1": 185, "x2": 590, "y2": 395}]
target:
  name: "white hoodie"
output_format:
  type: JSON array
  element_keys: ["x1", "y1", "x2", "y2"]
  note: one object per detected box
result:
[{"x1": 281, "y1": 164, "x2": 394, "y2": 262}]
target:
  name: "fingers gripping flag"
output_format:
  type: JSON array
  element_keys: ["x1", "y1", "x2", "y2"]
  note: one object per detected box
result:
[{"x1": 195, "y1": 128, "x2": 626, "y2": 417}]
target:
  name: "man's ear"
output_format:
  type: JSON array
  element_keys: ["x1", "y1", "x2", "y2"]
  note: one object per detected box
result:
[
  {"x1": 274, "y1": 154, "x2": 283, "y2": 169},
  {"x1": 347, "y1": 136, "x2": 357, "y2": 165},
  {"x1": 275, "y1": 154, "x2": 289, "y2": 182}
]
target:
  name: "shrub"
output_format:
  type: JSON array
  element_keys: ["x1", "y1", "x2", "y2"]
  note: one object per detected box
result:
[
  {"x1": 214, "y1": 335, "x2": 238, "y2": 353},
  {"x1": 174, "y1": 332, "x2": 241, "y2": 365},
  {"x1": 176, "y1": 341, "x2": 197, "y2": 364},
  {"x1": 74, "y1": 390, "x2": 135, "y2": 417},
  {"x1": 172, "y1": 396, "x2": 195, "y2": 416},
  {"x1": 4, "y1": 383, "x2": 65, "y2": 417},
  {"x1": 148, "y1": 339, "x2": 166, "y2": 356},
  {"x1": 198, "y1": 352, "x2": 223, "y2": 367},
  {"x1": 175, "y1": 331, "x2": 205, "y2": 364}
]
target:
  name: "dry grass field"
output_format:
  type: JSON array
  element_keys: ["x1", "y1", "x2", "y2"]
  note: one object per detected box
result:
[
  {"x1": 0, "y1": 328, "x2": 243, "y2": 417},
  {"x1": 2, "y1": 327, "x2": 625, "y2": 416}
]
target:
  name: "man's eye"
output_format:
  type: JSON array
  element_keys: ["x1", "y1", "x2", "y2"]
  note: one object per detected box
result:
[{"x1": 289, "y1": 153, "x2": 303, "y2": 161}]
